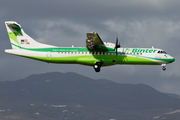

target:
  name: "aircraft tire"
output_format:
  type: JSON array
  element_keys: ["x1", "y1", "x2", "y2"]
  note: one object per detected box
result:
[
  {"x1": 93, "y1": 62, "x2": 101, "y2": 72},
  {"x1": 95, "y1": 67, "x2": 100, "y2": 72},
  {"x1": 162, "y1": 67, "x2": 166, "y2": 71}
]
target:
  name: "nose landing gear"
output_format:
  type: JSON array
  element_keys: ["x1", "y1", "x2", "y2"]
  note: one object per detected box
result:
[{"x1": 161, "y1": 64, "x2": 166, "y2": 71}]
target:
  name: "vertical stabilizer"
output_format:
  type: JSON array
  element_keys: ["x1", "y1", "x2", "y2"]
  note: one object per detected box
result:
[{"x1": 5, "y1": 21, "x2": 56, "y2": 49}]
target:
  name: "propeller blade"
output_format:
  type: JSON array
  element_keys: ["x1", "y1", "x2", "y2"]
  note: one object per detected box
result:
[
  {"x1": 115, "y1": 36, "x2": 121, "y2": 57},
  {"x1": 115, "y1": 37, "x2": 118, "y2": 57},
  {"x1": 116, "y1": 37, "x2": 118, "y2": 47}
]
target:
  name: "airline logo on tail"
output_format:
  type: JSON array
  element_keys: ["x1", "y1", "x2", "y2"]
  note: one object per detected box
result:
[{"x1": 21, "y1": 39, "x2": 30, "y2": 44}]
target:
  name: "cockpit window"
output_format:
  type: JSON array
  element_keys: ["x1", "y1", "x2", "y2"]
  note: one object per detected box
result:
[
  {"x1": 157, "y1": 51, "x2": 167, "y2": 54},
  {"x1": 162, "y1": 51, "x2": 167, "y2": 54}
]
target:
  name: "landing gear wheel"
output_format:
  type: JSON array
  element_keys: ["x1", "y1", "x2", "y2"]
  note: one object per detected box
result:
[
  {"x1": 93, "y1": 62, "x2": 101, "y2": 72},
  {"x1": 161, "y1": 64, "x2": 166, "y2": 71},
  {"x1": 162, "y1": 67, "x2": 166, "y2": 71},
  {"x1": 95, "y1": 67, "x2": 100, "y2": 72}
]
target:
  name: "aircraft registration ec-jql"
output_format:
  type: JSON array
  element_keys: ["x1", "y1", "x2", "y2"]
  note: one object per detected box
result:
[{"x1": 4, "y1": 21, "x2": 175, "y2": 72}]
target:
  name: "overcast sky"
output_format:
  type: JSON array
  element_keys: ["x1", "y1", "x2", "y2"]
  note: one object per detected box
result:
[{"x1": 0, "y1": 0, "x2": 180, "y2": 94}]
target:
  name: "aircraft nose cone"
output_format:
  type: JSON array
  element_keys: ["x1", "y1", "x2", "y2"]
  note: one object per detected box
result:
[
  {"x1": 168, "y1": 55, "x2": 175, "y2": 63},
  {"x1": 170, "y1": 57, "x2": 175, "y2": 63}
]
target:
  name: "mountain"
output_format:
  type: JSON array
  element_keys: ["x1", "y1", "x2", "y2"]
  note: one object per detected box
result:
[{"x1": 0, "y1": 72, "x2": 180, "y2": 120}]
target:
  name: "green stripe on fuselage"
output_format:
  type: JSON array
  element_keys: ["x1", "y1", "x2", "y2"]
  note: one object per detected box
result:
[
  {"x1": 11, "y1": 43, "x2": 114, "y2": 52},
  {"x1": 12, "y1": 43, "x2": 170, "y2": 66},
  {"x1": 18, "y1": 54, "x2": 159, "y2": 66}
]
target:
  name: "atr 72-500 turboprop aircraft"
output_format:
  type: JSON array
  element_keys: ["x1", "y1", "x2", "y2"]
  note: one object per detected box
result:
[{"x1": 5, "y1": 21, "x2": 175, "y2": 72}]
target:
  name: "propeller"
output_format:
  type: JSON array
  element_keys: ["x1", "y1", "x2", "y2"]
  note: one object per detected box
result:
[{"x1": 115, "y1": 37, "x2": 121, "y2": 57}]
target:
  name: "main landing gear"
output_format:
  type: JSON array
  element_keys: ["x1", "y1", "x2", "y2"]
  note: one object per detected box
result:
[
  {"x1": 162, "y1": 64, "x2": 166, "y2": 71},
  {"x1": 93, "y1": 62, "x2": 101, "y2": 72}
]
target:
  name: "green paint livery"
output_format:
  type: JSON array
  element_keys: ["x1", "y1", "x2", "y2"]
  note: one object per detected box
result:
[
  {"x1": 4, "y1": 21, "x2": 175, "y2": 72},
  {"x1": 8, "y1": 32, "x2": 20, "y2": 45}
]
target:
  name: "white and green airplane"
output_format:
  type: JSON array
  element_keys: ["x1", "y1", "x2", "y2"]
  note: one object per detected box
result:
[{"x1": 5, "y1": 21, "x2": 175, "y2": 72}]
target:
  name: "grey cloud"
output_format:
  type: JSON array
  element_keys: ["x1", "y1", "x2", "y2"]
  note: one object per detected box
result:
[
  {"x1": 1, "y1": 0, "x2": 180, "y2": 21},
  {"x1": 0, "y1": 0, "x2": 179, "y2": 94}
]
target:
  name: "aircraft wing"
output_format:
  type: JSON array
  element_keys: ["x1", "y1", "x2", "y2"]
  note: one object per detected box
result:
[{"x1": 86, "y1": 32, "x2": 107, "y2": 50}]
